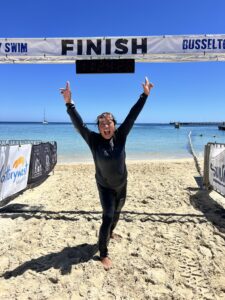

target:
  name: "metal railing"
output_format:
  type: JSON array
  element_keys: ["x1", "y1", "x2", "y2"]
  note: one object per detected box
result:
[{"x1": 0, "y1": 140, "x2": 55, "y2": 146}]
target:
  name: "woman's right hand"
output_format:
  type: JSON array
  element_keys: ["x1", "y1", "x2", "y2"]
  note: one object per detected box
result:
[
  {"x1": 142, "y1": 77, "x2": 154, "y2": 96},
  {"x1": 60, "y1": 81, "x2": 72, "y2": 104}
]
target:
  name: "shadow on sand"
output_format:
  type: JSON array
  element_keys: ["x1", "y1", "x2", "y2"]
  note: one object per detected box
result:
[
  {"x1": 190, "y1": 189, "x2": 225, "y2": 238},
  {"x1": 3, "y1": 191, "x2": 223, "y2": 279},
  {"x1": 2, "y1": 243, "x2": 99, "y2": 279},
  {"x1": 0, "y1": 203, "x2": 207, "y2": 224}
]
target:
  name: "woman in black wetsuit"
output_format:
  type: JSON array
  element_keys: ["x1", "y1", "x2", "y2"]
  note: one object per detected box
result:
[{"x1": 60, "y1": 78, "x2": 154, "y2": 270}]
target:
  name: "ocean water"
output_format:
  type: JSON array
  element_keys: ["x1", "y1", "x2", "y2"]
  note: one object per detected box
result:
[{"x1": 0, "y1": 122, "x2": 225, "y2": 163}]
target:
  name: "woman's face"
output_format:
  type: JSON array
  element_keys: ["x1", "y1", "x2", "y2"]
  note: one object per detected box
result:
[{"x1": 98, "y1": 114, "x2": 115, "y2": 139}]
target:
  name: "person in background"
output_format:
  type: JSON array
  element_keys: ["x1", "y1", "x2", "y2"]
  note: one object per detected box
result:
[{"x1": 60, "y1": 77, "x2": 154, "y2": 270}]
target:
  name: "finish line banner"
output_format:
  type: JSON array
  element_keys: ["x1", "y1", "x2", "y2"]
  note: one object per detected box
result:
[{"x1": 0, "y1": 34, "x2": 225, "y2": 63}]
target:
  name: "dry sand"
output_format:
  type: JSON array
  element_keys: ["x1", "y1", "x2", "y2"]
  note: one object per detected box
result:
[{"x1": 0, "y1": 159, "x2": 225, "y2": 300}]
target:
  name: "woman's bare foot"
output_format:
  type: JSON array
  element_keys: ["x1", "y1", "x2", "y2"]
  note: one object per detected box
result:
[
  {"x1": 110, "y1": 232, "x2": 122, "y2": 240},
  {"x1": 100, "y1": 257, "x2": 112, "y2": 271}
]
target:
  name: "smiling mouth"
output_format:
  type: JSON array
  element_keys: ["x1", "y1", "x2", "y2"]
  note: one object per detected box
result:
[
  {"x1": 104, "y1": 130, "x2": 110, "y2": 135},
  {"x1": 103, "y1": 130, "x2": 113, "y2": 138}
]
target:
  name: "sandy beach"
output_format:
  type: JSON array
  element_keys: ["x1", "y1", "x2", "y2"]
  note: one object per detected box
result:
[{"x1": 0, "y1": 159, "x2": 225, "y2": 300}]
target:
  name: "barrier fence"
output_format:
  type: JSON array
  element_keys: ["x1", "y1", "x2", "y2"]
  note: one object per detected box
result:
[
  {"x1": 0, "y1": 140, "x2": 42, "y2": 146},
  {"x1": 204, "y1": 142, "x2": 225, "y2": 196},
  {"x1": 2, "y1": 139, "x2": 224, "y2": 205},
  {"x1": 0, "y1": 140, "x2": 57, "y2": 206}
]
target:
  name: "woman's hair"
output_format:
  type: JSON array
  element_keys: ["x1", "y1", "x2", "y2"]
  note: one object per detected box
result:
[{"x1": 96, "y1": 112, "x2": 117, "y2": 126}]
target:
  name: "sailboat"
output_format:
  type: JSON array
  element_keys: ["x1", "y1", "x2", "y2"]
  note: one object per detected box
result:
[{"x1": 42, "y1": 109, "x2": 48, "y2": 125}]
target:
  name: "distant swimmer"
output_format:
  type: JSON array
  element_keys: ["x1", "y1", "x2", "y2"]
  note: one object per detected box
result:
[{"x1": 60, "y1": 78, "x2": 154, "y2": 270}]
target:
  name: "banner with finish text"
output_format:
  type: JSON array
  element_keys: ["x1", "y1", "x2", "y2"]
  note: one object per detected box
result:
[
  {"x1": 0, "y1": 144, "x2": 32, "y2": 202},
  {"x1": 0, "y1": 34, "x2": 225, "y2": 63}
]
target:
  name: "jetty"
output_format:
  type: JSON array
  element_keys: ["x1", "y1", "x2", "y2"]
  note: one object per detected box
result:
[
  {"x1": 218, "y1": 124, "x2": 225, "y2": 130},
  {"x1": 170, "y1": 122, "x2": 225, "y2": 129}
]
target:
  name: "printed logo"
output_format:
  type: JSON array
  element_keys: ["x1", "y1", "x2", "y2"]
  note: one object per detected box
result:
[
  {"x1": 0, "y1": 156, "x2": 29, "y2": 184},
  {"x1": 13, "y1": 156, "x2": 25, "y2": 168}
]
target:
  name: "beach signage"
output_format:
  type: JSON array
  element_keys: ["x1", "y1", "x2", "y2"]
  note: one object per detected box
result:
[
  {"x1": 0, "y1": 144, "x2": 32, "y2": 202},
  {"x1": 0, "y1": 34, "x2": 225, "y2": 63},
  {"x1": 28, "y1": 142, "x2": 57, "y2": 184},
  {"x1": 208, "y1": 144, "x2": 225, "y2": 196}
]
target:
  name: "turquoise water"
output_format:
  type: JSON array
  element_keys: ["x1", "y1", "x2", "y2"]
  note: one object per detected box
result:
[{"x1": 0, "y1": 122, "x2": 225, "y2": 163}]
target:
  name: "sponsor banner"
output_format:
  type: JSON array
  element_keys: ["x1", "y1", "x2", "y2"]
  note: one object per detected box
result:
[
  {"x1": 208, "y1": 144, "x2": 225, "y2": 196},
  {"x1": 0, "y1": 144, "x2": 31, "y2": 202},
  {"x1": 50, "y1": 142, "x2": 57, "y2": 167},
  {"x1": 28, "y1": 142, "x2": 57, "y2": 184},
  {"x1": 0, "y1": 35, "x2": 225, "y2": 63}
]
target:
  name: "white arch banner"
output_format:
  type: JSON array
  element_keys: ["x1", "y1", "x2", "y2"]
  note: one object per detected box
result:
[{"x1": 0, "y1": 34, "x2": 225, "y2": 64}]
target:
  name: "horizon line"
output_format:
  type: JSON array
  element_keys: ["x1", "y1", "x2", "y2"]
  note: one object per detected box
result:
[{"x1": 0, "y1": 121, "x2": 223, "y2": 125}]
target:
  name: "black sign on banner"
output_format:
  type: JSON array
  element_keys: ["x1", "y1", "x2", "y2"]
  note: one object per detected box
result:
[
  {"x1": 28, "y1": 142, "x2": 57, "y2": 184},
  {"x1": 76, "y1": 59, "x2": 135, "y2": 74},
  {"x1": 50, "y1": 142, "x2": 57, "y2": 167}
]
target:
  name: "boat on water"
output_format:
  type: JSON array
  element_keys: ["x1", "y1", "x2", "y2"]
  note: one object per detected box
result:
[{"x1": 42, "y1": 109, "x2": 48, "y2": 125}]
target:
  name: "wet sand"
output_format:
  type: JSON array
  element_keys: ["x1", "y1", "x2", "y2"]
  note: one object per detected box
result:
[{"x1": 0, "y1": 159, "x2": 225, "y2": 299}]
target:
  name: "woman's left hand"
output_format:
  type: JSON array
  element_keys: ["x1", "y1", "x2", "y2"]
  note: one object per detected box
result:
[{"x1": 142, "y1": 77, "x2": 154, "y2": 96}]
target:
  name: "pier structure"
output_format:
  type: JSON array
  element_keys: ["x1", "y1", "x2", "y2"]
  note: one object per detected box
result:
[
  {"x1": 170, "y1": 122, "x2": 225, "y2": 129},
  {"x1": 218, "y1": 124, "x2": 225, "y2": 130}
]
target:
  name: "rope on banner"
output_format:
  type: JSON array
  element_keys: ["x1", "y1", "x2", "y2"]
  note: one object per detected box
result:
[{"x1": 188, "y1": 131, "x2": 203, "y2": 178}]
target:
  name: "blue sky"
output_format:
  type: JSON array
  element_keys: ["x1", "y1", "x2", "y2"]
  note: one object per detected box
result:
[{"x1": 0, "y1": 0, "x2": 225, "y2": 123}]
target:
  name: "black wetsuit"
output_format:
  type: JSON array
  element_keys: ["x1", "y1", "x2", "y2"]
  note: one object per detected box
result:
[{"x1": 66, "y1": 93, "x2": 148, "y2": 257}]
